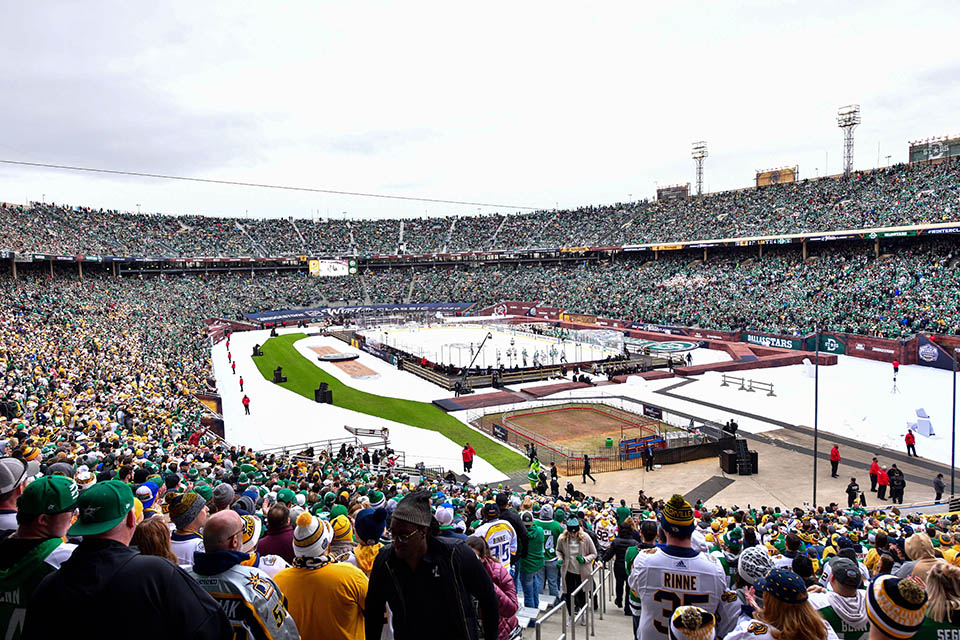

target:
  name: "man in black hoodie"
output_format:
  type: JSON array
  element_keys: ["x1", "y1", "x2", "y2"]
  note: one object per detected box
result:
[{"x1": 23, "y1": 480, "x2": 229, "y2": 640}]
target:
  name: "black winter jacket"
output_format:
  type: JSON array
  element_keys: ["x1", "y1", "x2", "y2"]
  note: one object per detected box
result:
[
  {"x1": 601, "y1": 535, "x2": 636, "y2": 574},
  {"x1": 365, "y1": 536, "x2": 499, "y2": 640},
  {"x1": 23, "y1": 538, "x2": 230, "y2": 640},
  {"x1": 500, "y1": 507, "x2": 529, "y2": 558}
]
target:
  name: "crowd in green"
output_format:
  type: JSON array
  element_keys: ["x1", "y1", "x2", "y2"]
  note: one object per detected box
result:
[{"x1": 1, "y1": 159, "x2": 956, "y2": 258}]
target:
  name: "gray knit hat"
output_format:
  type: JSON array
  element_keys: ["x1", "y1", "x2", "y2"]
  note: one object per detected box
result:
[
  {"x1": 392, "y1": 491, "x2": 433, "y2": 528},
  {"x1": 169, "y1": 492, "x2": 207, "y2": 530},
  {"x1": 213, "y1": 483, "x2": 235, "y2": 507}
]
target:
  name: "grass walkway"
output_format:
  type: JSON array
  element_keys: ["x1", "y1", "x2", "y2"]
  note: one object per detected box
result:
[{"x1": 252, "y1": 333, "x2": 527, "y2": 473}]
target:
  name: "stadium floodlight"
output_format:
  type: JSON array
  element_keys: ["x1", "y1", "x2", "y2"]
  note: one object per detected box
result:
[
  {"x1": 953, "y1": 348, "x2": 958, "y2": 497},
  {"x1": 691, "y1": 141, "x2": 708, "y2": 197},
  {"x1": 837, "y1": 105, "x2": 861, "y2": 176}
]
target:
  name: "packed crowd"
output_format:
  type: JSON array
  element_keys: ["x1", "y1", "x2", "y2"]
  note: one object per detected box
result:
[
  {"x1": 359, "y1": 239, "x2": 958, "y2": 338},
  {"x1": 0, "y1": 260, "x2": 957, "y2": 639},
  {"x1": 2, "y1": 429, "x2": 959, "y2": 640},
  {"x1": 5, "y1": 233, "x2": 956, "y2": 342},
  {"x1": 2, "y1": 159, "x2": 957, "y2": 258}
]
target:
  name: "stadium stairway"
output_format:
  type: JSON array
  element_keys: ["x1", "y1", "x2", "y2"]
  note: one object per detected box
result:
[{"x1": 516, "y1": 566, "x2": 635, "y2": 638}]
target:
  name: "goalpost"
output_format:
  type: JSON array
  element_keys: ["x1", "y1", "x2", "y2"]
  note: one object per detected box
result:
[{"x1": 447, "y1": 343, "x2": 473, "y2": 367}]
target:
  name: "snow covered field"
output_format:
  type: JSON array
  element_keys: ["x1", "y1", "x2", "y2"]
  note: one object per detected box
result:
[
  {"x1": 212, "y1": 320, "x2": 955, "y2": 476},
  {"x1": 212, "y1": 328, "x2": 509, "y2": 483},
  {"x1": 358, "y1": 324, "x2": 620, "y2": 368},
  {"x1": 546, "y1": 354, "x2": 958, "y2": 465}
]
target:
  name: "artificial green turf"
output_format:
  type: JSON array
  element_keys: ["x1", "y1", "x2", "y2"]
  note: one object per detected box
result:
[{"x1": 252, "y1": 333, "x2": 527, "y2": 473}]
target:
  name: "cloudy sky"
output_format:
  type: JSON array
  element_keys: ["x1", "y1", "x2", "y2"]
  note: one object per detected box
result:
[{"x1": 1, "y1": 1, "x2": 958, "y2": 220}]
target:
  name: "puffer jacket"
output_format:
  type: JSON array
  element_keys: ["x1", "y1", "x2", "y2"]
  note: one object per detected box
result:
[
  {"x1": 481, "y1": 556, "x2": 519, "y2": 640},
  {"x1": 601, "y1": 535, "x2": 635, "y2": 576}
]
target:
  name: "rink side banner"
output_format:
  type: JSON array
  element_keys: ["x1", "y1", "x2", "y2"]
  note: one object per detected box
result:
[
  {"x1": 741, "y1": 332, "x2": 804, "y2": 350},
  {"x1": 244, "y1": 302, "x2": 474, "y2": 323},
  {"x1": 916, "y1": 334, "x2": 958, "y2": 370}
]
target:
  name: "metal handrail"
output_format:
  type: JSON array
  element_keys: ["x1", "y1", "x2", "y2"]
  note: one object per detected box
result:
[{"x1": 532, "y1": 562, "x2": 606, "y2": 640}]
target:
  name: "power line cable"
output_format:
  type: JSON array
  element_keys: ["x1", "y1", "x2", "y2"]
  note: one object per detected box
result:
[{"x1": 0, "y1": 158, "x2": 542, "y2": 210}]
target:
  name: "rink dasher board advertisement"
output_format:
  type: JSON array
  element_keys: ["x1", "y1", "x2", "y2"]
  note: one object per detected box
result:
[{"x1": 916, "y1": 334, "x2": 958, "y2": 371}]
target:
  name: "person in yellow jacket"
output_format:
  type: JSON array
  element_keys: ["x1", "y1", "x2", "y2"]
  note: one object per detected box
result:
[{"x1": 274, "y1": 512, "x2": 367, "y2": 640}]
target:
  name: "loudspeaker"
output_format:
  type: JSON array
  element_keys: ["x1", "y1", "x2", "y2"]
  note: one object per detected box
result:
[
  {"x1": 720, "y1": 450, "x2": 737, "y2": 474},
  {"x1": 749, "y1": 450, "x2": 758, "y2": 474},
  {"x1": 272, "y1": 367, "x2": 287, "y2": 384},
  {"x1": 319, "y1": 382, "x2": 328, "y2": 391},
  {"x1": 323, "y1": 390, "x2": 333, "y2": 404},
  {"x1": 314, "y1": 387, "x2": 324, "y2": 403}
]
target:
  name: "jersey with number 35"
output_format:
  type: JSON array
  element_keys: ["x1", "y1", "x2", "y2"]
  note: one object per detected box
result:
[
  {"x1": 627, "y1": 545, "x2": 739, "y2": 640},
  {"x1": 473, "y1": 520, "x2": 518, "y2": 569}
]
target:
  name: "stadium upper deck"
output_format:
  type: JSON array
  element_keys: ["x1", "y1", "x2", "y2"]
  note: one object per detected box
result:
[{"x1": 1, "y1": 158, "x2": 957, "y2": 259}]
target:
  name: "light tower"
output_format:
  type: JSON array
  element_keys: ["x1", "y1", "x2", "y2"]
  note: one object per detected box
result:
[
  {"x1": 691, "y1": 141, "x2": 708, "y2": 196},
  {"x1": 837, "y1": 104, "x2": 861, "y2": 176}
]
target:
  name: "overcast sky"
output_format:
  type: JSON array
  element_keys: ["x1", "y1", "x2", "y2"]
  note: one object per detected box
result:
[{"x1": 1, "y1": 1, "x2": 958, "y2": 220}]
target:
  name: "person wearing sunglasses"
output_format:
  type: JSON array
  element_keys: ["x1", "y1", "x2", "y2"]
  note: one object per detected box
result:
[
  {"x1": 187, "y1": 510, "x2": 300, "y2": 640},
  {"x1": 366, "y1": 490, "x2": 500, "y2": 640}
]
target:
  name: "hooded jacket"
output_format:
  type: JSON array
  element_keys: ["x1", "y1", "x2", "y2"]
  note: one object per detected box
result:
[
  {"x1": 903, "y1": 533, "x2": 937, "y2": 582},
  {"x1": 186, "y1": 550, "x2": 299, "y2": 640},
  {"x1": 0, "y1": 537, "x2": 74, "y2": 639},
  {"x1": 365, "y1": 535, "x2": 498, "y2": 640},
  {"x1": 808, "y1": 590, "x2": 869, "y2": 637},
  {"x1": 22, "y1": 538, "x2": 230, "y2": 640}
]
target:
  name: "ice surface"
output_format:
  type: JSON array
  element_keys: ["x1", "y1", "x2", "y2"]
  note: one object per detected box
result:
[{"x1": 357, "y1": 324, "x2": 620, "y2": 368}]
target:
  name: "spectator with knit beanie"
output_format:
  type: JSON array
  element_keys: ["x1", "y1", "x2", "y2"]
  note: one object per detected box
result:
[
  {"x1": 366, "y1": 490, "x2": 499, "y2": 640},
  {"x1": 169, "y1": 491, "x2": 208, "y2": 565},
  {"x1": 274, "y1": 512, "x2": 368, "y2": 640},
  {"x1": 628, "y1": 495, "x2": 739, "y2": 640},
  {"x1": 330, "y1": 514, "x2": 357, "y2": 558},
  {"x1": 670, "y1": 606, "x2": 716, "y2": 640},
  {"x1": 867, "y1": 575, "x2": 928, "y2": 639},
  {"x1": 348, "y1": 508, "x2": 387, "y2": 576}
]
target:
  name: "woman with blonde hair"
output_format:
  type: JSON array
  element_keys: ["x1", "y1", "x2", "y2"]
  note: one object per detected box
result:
[
  {"x1": 923, "y1": 559, "x2": 960, "y2": 628},
  {"x1": 727, "y1": 568, "x2": 837, "y2": 640},
  {"x1": 131, "y1": 516, "x2": 178, "y2": 564},
  {"x1": 556, "y1": 517, "x2": 598, "y2": 621}
]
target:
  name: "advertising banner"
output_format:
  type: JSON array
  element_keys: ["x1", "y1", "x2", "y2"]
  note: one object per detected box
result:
[
  {"x1": 308, "y1": 258, "x2": 358, "y2": 277},
  {"x1": 742, "y1": 333, "x2": 803, "y2": 350},
  {"x1": 816, "y1": 333, "x2": 847, "y2": 355},
  {"x1": 560, "y1": 312, "x2": 597, "y2": 325},
  {"x1": 916, "y1": 334, "x2": 958, "y2": 371},
  {"x1": 245, "y1": 302, "x2": 474, "y2": 324},
  {"x1": 628, "y1": 322, "x2": 682, "y2": 335},
  {"x1": 642, "y1": 404, "x2": 664, "y2": 420},
  {"x1": 360, "y1": 341, "x2": 396, "y2": 366},
  {"x1": 492, "y1": 424, "x2": 509, "y2": 442},
  {"x1": 756, "y1": 166, "x2": 798, "y2": 187}
]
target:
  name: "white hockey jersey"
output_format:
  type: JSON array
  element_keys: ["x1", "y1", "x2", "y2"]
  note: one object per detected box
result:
[
  {"x1": 723, "y1": 616, "x2": 839, "y2": 640},
  {"x1": 473, "y1": 519, "x2": 518, "y2": 569},
  {"x1": 627, "y1": 545, "x2": 740, "y2": 640},
  {"x1": 594, "y1": 517, "x2": 617, "y2": 551}
]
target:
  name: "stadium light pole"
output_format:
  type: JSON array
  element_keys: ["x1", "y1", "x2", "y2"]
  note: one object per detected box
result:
[
  {"x1": 837, "y1": 105, "x2": 861, "y2": 177},
  {"x1": 691, "y1": 141, "x2": 708, "y2": 197},
  {"x1": 953, "y1": 348, "x2": 958, "y2": 497},
  {"x1": 813, "y1": 329, "x2": 820, "y2": 508}
]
